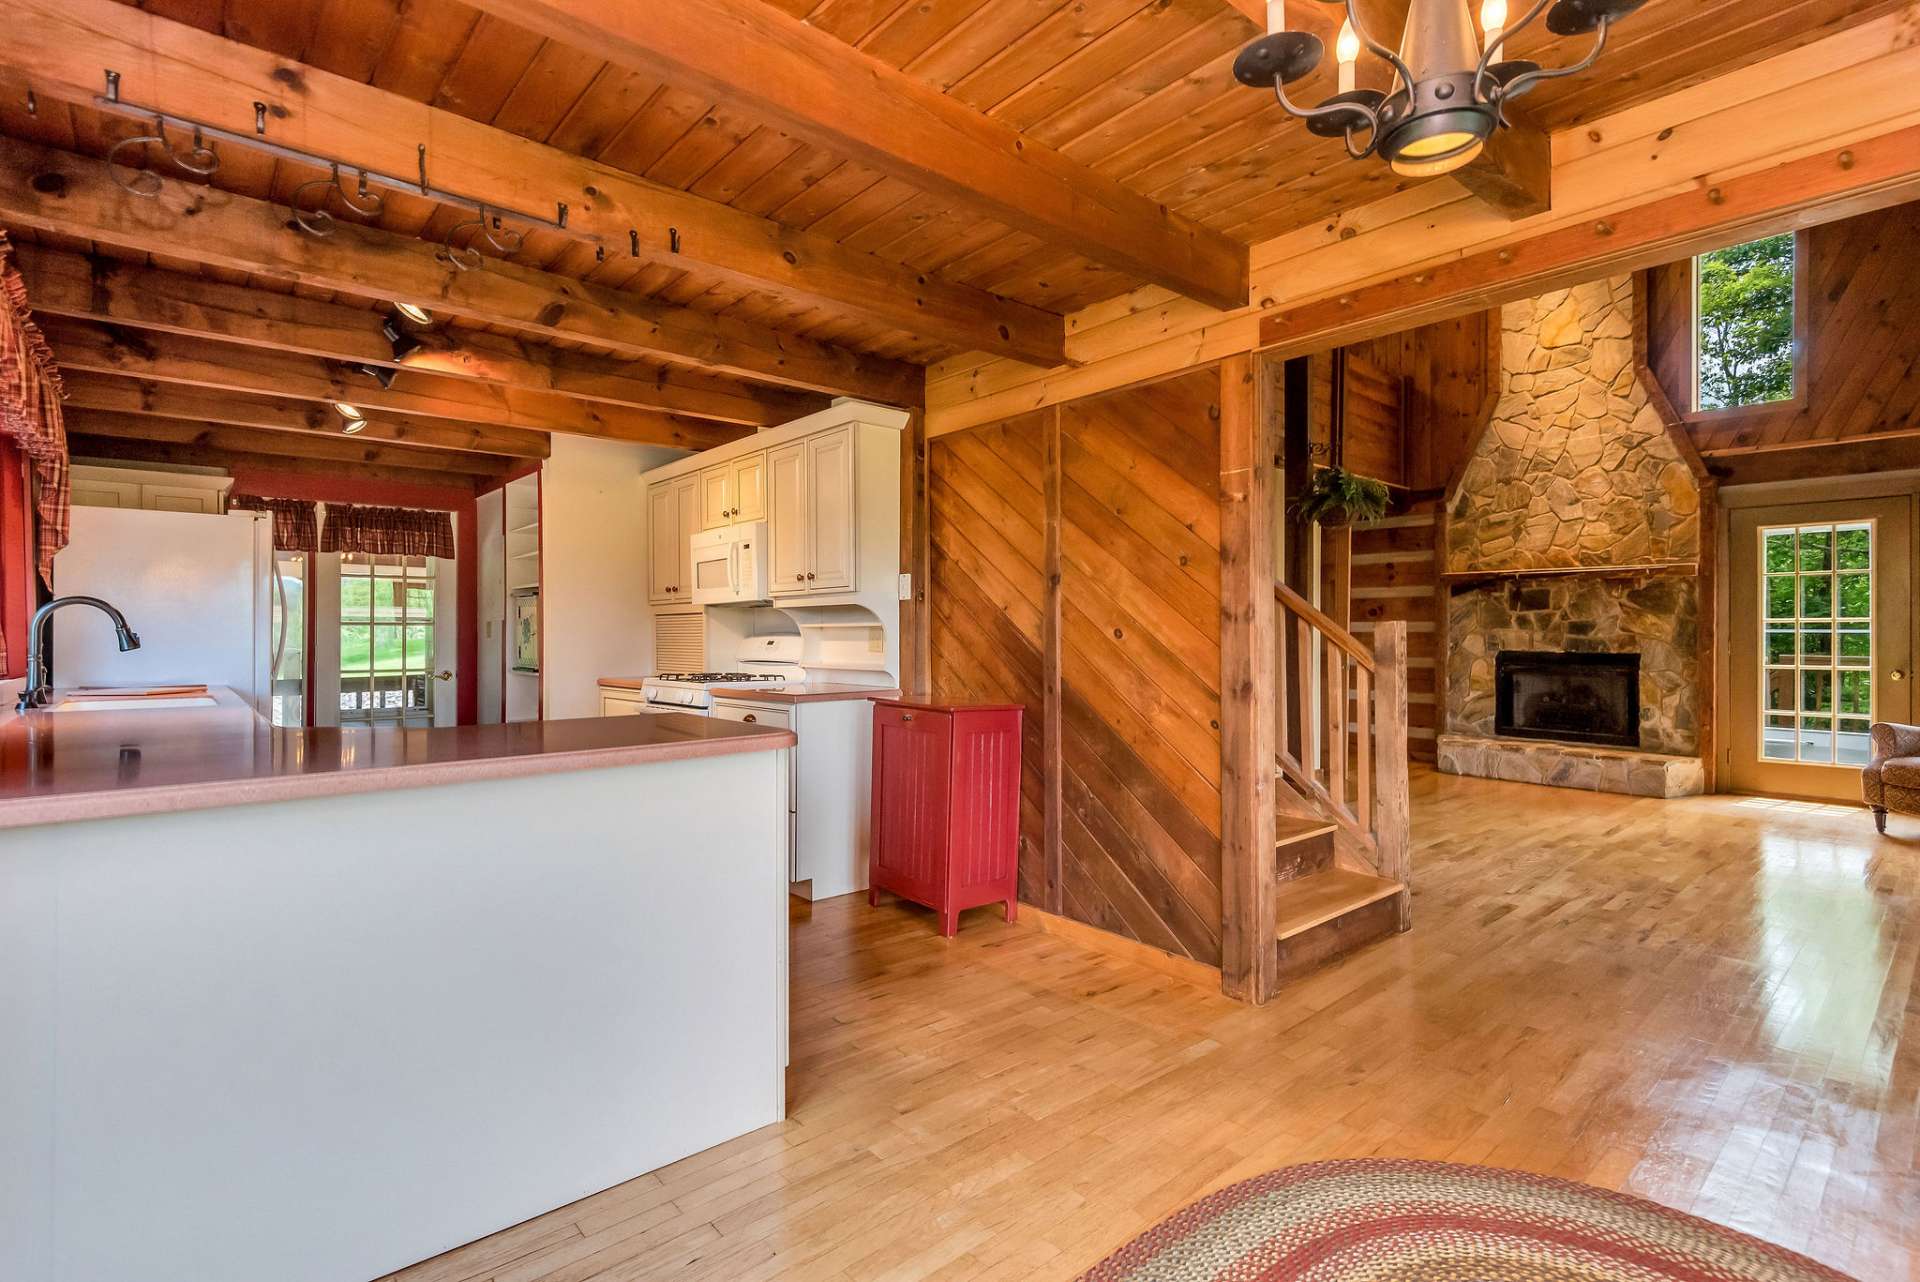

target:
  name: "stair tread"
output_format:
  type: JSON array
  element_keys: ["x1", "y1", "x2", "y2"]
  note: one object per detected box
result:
[
  {"x1": 1275, "y1": 869, "x2": 1404, "y2": 941},
  {"x1": 1274, "y1": 812, "x2": 1339, "y2": 846}
]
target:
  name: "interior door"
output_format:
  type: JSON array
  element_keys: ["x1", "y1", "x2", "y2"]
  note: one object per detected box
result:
[
  {"x1": 767, "y1": 441, "x2": 808, "y2": 597},
  {"x1": 673, "y1": 475, "x2": 700, "y2": 604},
  {"x1": 805, "y1": 427, "x2": 856, "y2": 592},
  {"x1": 646, "y1": 481, "x2": 677, "y2": 605},
  {"x1": 1727, "y1": 496, "x2": 1915, "y2": 800}
]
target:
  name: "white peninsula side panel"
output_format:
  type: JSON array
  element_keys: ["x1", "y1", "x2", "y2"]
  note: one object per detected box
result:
[{"x1": 0, "y1": 749, "x2": 788, "y2": 1282}]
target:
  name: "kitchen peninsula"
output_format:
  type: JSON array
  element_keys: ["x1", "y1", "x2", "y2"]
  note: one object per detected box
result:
[{"x1": 0, "y1": 689, "x2": 794, "y2": 1282}]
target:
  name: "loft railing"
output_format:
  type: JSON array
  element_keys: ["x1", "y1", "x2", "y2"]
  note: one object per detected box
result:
[{"x1": 1274, "y1": 583, "x2": 1411, "y2": 912}]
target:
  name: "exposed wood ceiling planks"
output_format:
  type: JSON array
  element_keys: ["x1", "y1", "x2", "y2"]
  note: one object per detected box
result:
[
  {"x1": 0, "y1": 0, "x2": 1899, "y2": 483},
  {"x1": 58, "y1": 370, "x2": 554, "y2": 458},
  {"x1": 0, "y1": 134, "x2": 925, "y2": 405},
  {"x1": 67, "y1": 410, "x2": 522, "y2": 478},
  {"x1": 4, "y1": 0, "x2": 1069, "y2": 367},
  {"x1": 36, "y1": 316, "x2": 754, "y2": 450},
  {"x1": 460, "y1": 0, "x2": 1251, "y2": 309},
  {"x1": 12, "y1": 244, "x2": 824, "y2": 431}
]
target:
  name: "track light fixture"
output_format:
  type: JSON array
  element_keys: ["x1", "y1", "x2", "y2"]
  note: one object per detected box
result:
[
  {"x1": 333, "y1": 401, "x2": 367, "y2": 434},
  {"x1": 353, "y1": 363, "x2": 401, "y2": 390},
  {"x1": 393, "y1": 302, "x2": 434, "y2": 326},
  {"x1": 382, "y1": 316, "x2": 425, "y2": 363},
  {"x1": 1235, "y1": 0, "x2": 1648, "y2": 178}
]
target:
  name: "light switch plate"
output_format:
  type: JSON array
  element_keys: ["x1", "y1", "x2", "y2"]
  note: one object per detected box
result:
[{"x1": 897, "y1": 573, "x2": 912, "y2": 601}]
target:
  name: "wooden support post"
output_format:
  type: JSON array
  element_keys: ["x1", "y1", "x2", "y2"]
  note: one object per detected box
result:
[
  {"x1": 1219, "y1": 354, "x2": 1280, "y2": 1004},
  {"x1": 1042, "y1": 405, "x2": 1065, "y2": 915},
  {"x1": 900, "y1": 409, "x2": 932, "y2": 699},
  {"x1": 1372, "y1": 620, "x2": 1412, "y2": 933}
]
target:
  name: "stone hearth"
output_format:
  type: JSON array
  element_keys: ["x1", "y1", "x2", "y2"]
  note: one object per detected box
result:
[{"x1": 1438, "y1": 734, "x2": 1707, "y2": 799}]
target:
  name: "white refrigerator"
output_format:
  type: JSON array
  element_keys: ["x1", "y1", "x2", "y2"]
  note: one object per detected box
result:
[{"x1": 52, "y1": 507, "x2": 276, "y2": 714}]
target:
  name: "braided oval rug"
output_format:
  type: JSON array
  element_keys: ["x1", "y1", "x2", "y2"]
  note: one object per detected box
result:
[{"x1": 1076, "y1": 1160, "x2": 1857, "y2": 1282}]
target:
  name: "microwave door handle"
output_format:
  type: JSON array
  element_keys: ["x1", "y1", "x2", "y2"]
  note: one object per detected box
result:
[{"x1": 729, "y1": 540, "x2": 742, "y2": 598}]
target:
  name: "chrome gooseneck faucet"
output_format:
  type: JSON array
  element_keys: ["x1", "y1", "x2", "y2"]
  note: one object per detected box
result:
[{"x1": 17, "y1": 596, "x2": 141, "y2": 712}]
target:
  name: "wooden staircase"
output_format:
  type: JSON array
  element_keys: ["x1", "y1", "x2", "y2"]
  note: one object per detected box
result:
[{"x1": 1270, "y1": 583, "x2": 1412, "y2": 980}]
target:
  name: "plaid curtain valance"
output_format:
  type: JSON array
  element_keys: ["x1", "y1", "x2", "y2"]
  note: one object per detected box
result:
[
  {"x1": 0, "y1": 230, "x2": 68, "y2": 586},
  {"x1": 321, "y1": 503, "x2": 456, "y2": 560},
  {"x1": 227, "y1": 494, "x2": 320, "y2": 553}
]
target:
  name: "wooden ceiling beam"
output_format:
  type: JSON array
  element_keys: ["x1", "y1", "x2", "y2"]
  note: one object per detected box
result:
[
  {"x1": 59, "y1": 371, "x2": 553, "y2": 460},
  {"x1": 1256, "y1": 121, "x2": 1920, "y2": 355},
  {"x1": 459, "y1": 0, "x2": 1250, "y2": 312},
  {"x1": 69, "y1": 431, "x2": 503, "y2": 492},
  {"x1": 0, "y1": 137, "x2": 924, "y2": 406},
  {"x1": 3, "y1": 0, "x2": 1064, "y2": 366},
  {"x1": 1219, "y1": 0, "x2": 1550, "y2": 219},
  {"x1": 13, "y1": 245, "x2": 824, "y2": 429},
  {"x1": 37, "y1": 315, "x2": 750, "y2": 452},
  {"x1": 67, "y1": 410, "x2": 517, "y2": 478}
]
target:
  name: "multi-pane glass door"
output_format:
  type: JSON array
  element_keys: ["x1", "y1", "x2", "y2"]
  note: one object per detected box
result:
[
  {"x1": 1761, "y1": 522, "x2": 1875, "y2": 767},
  {"x1": 339, "y1": 553, "x2": 437, "y2": 726},
  {"x1": 1729, "y1": 497, "x2": 1913, "y2": 800}
]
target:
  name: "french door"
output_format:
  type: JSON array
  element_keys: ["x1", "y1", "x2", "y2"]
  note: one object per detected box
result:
[
  {"x1": 338, "y1": 553, "x2": 446, "y2": 727},
  {"x1": 1727, "y1": 497, "x2": 1914, "y2": 800}
]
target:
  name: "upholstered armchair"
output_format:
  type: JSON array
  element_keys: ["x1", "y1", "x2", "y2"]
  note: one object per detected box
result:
[{"x1": 1863, "y1": 722, "x2": 1920, "y2": 832}]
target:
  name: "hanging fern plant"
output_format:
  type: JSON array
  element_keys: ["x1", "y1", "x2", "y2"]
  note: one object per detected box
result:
[{"x1": 1291, "y1": 467, "x2": 1391, "y2": 527}]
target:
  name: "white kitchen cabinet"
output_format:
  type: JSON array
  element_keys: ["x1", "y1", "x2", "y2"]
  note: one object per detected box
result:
[
  {"x1": 713, "y1": 693, "x2": 873, "y2": 899},
  {"x1": 699, "y1": 452, "x2": 767, "y2": 531},
  {"x1": 767, "y1": 442, "x2": 807, "y2": 597},
  {"x1": 673, "y1": 475, "x2": 700, "y2": 605},
  {"x1": 768, "y1": 426, "x2": 857, "y2": 598},
  {"x1": 730, "y1": 452, "x2": 767, "y2": 523},
  {"x1": 805, "y1": 428, "x2": 856, "y2": 592},
  {"x1": 647, "y1": 476, "x2": 700, "y2": 606},
  {"x1": 646, "y1": 481, "x2": 678, "y2": 605},
  {"x1": 70, "y1": 466, "x2": 231, "y2": 514},
  {"x1": 598, "y1": 686, "x2": 649, "y2": 716}
]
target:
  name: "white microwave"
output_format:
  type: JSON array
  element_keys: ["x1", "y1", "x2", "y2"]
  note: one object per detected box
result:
[{"x1": 689, "y1": 521, "x2": 770, "y2": 604}]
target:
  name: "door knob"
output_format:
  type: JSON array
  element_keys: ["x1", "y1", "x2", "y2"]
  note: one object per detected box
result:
[
  {"x1": 433, "y1": 670, "x2": 453, "y2": 682},
  {"x1": 1893, "y1": 669, "x2": 1908, "y2": 682}
]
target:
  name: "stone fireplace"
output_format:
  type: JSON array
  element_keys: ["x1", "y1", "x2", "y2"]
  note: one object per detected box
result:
[
  {"x1": 1496, "y1": 651, "x2": 1640, "y2": 749},
  {"x1": 1437, "y1": 275, "x2": 1708, "y2": 798}
]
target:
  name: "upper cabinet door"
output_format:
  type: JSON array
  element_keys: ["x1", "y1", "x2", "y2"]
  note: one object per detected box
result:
[
  {"x1": 698, "y1": 464, "x2": 735, "y2": 530},
  {"x1": 767, "y1": 441, "x2": 809, "y2": 597},
  {"x1": 806, "y1": 427, "x2": 856, "y2": 593},
  {"x1": 731, "y1": 452, "x2": 767, "y2": 524},
  {"x1": 673, "y1": 475, "x2": 701, "y2": 603},
  {"x1": 646, "y1": 480, "x2": 679, "y2": 605}
]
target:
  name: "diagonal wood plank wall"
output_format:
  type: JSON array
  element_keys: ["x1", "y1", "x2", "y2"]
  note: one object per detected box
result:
[{"x1": 929, "y1": 370, "x2": 1225, "y2": 966}]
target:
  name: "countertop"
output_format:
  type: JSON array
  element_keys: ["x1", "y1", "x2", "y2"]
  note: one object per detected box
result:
[
  {"x1": 0, "y1": 688, "x2": 795, "y2": 832},
  {"x1": 708, "y1": 683, "x2": 900, "y2": 704}
]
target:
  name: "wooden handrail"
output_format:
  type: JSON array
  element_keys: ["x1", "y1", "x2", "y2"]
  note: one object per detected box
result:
[{"x1": 1275, "y1": 582, "x2": 1374, "y2": 670}]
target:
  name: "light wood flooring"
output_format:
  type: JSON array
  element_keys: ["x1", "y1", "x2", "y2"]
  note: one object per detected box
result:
[{"x1": 387, "y1": 769, "x2": 1919, "y2": 1282}]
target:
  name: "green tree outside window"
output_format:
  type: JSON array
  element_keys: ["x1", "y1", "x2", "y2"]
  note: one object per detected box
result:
[{"x1": 1696, "y1": 234, "x2": 1796, "y2": 411}]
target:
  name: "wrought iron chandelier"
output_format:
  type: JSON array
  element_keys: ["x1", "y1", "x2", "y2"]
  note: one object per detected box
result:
[{"x1": 1234, "y1": 0, "x2": 1649, "y2": 178}]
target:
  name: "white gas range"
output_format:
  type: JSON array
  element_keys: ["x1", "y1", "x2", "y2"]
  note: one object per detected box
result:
[{"x1": 639, "y1": 636, "x2": 808, "y2": 713}]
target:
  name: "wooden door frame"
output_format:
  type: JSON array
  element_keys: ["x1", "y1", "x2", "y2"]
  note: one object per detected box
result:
[{"x1": 1718, "y1": 471, "x2": 1920, "y2": 799}]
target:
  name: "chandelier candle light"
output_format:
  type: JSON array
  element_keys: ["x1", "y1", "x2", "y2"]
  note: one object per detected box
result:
[{"x1": 1239, "y1": 0, "x2": 1649, "y2": 177}]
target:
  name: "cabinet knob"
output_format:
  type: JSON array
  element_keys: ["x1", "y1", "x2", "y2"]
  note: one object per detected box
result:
[
  {"x1": 901, "y1": 713, "x2": 915, "y2": 723},
  {"x1": 806, "y1": 572, "x2": 816, "y2": 581},
  {"x1": 743, "y1": 713, "x2": 757, "y2": 723},
  {"x1": 796, "y1": 574, "x2": 805, "y2": 582}
]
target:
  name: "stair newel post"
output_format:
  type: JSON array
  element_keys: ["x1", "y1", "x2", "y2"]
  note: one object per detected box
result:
[{"x1": 1372, "y1": 620, "x2": 1412, "y2": 931}]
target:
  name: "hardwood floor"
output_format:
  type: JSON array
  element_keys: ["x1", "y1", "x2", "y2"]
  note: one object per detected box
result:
[{"x1": 387, "y1": 770, "x2": 1918, "y2": 1282}]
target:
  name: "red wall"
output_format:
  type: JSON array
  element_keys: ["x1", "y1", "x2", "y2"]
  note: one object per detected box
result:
[
  {"x1": 229, "y1": 468, "x2": 479, "y2": 725},
  {"x1": 0, "y1": 443, "x2": 32, "y2": 680}
]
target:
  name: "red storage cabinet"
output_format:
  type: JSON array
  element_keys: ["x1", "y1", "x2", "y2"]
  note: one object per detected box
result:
[{"x1": 868, "y1": 699, "x2": 1023, "y2": 936}]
